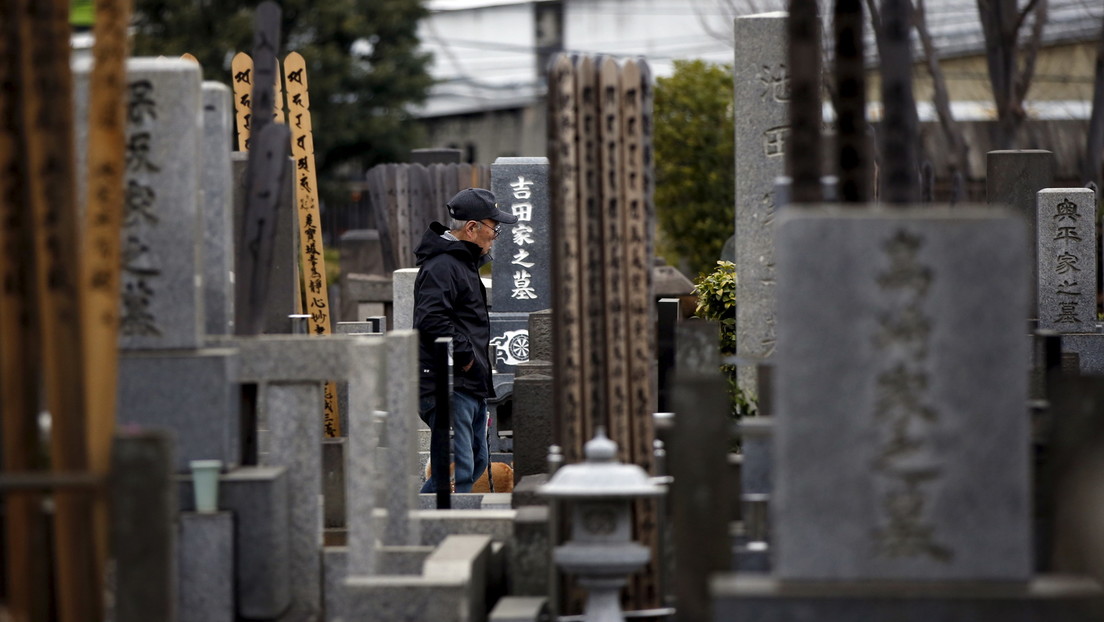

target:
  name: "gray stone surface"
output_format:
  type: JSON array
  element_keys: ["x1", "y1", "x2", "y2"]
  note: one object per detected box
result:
[
  {"x1": 341, "y1": 229, "x2": 387, "y2": 277},
  {"x1": 383, "y1": 330, "x2": 422, "y2": 545},
  {"x1": 417, "y1": 494, "x2": 487, "y2": 510},
  {"x1": 670, "y1": 373, "x2": 732, "y2": 622},
  {"x1": 774, "y1": 206, "x2": 1031, "y2": 581},
  {"x1": 421, "y1": 535, "x2": 493, "y2": 622},
  {"x1": 200, "y1": 82, "x2": 235, "y2": 337},
  {"x1": 490, "y1": 312, "x2": 531, "y2": 374},
  {"x1": 347, "y1": 339, "x2": 386, "y2": 577},
  {"x1": 177, "y1": 466, "x2": 291, "y2": 619},
  {"x1": 178, "y1": 512, "x2": 234, "y2": 622},
  {"x1": 489, "y1": 597, "x2": 549, "y2": 622},
  {"x1": 112, "y1": 431, "x2": 176, "y2": 622},
  {"x1": 675, "y1": 319, "x2": 722, "y2": 376},
  {"x1": 734, "y1": 13, "x2": 788, "y2": 401},
  {"x1": 491, "y1": 157, "x2": 552, "y2": 312},
  {"x1": 117, "y1": 348, "x2": 240, "y2": 472},
  {"x1": 510, "y1": 506, "x2": 551, "y2": 597},
  {"x1": 511, "y1": 474, "x2": 551, "y2": 508},
  {"x1": 237, "y1": 334, "x2": 362, "y2": 382},
  {"x1": 341, "y1": 273, "x2": 393, "y2": 327},
  {"x1": 344, "y1": 535, "x2": 493, "y2": 622},
  {"x1": 231, "y1": 151, "x2": 299, "y2": 335},
  {"x1": 711, "y1": 574, "x2": 1104, "y2": 621},
  {"x1": 511, "y1": 372, "x2": 555, "y2": 482},
  {"x1": 987, "y1": 149, "x2": 1055, "y2": 317},
  {"x1": 263, "y1": 382, "x2": 325, "y2": 618},
  {"x1": 1060, "y1": 333, "x2": 1104, "y2": 374},
  {"x1": 1037, "y1": 188, "x2": 1096, "y2": 332},
  {"x1": 393, "y1": 268, "x2": 420, "y2": 330},
  {"x1": 526, "y1": 309, "x2": 553, "y2": 363},
  {"x1": 323, "y1": 547, "x2": 348, "y2": 622},
  {"x1": 378, "y1": 545, "x2": 435, "y2": 575},
  {"x1": 120, "y1": 58, "x2": 204, "y2": 349},
  {"x1": 414, "y1": 509, "x2": 516, "y2": 547},
  {"x1": 738, "y1": 417, "x2": 772, "y2": 495}
]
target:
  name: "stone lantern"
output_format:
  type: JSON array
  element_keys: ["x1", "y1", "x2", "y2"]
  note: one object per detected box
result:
[{"x1": 539, "y1": 429, "x2": 666, "y2": 622}]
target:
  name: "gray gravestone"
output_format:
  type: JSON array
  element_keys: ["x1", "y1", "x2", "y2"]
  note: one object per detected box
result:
[
  {"x1": 200, "y1": 81, "x2": 235, "y2": 337},
  {"x1": 112, "y1": 431, "x2": 176, "y2": 622},
  {"x1": 120, "y1": 58, "x2": 203, "y2": 349},
  {"x1": 1036, "y1": 188, "x2": 1097, "y2": 332},
  {"x1": 490, "y1": 157, "x2": 551, "y2": 375},
  {"x1": 987, "y1": 149, "x2": 1055, "y2": 318},
  {"x1": 178, "y1": 512, "x2": 234, "y2": 622},
  {"x1": 734, "y1": 13, "x2": 788, "y2": 401},
  {"x1": 347, "y1": 338, "x2": 385, "y2": 577},
  {"x1": 384, "y1": 330, "x2": 422, "y2": 545},
  {"x1": 491, "y1": 157, "x2": 551, "y2": 312},
  {"x1": 237, "y1": 336, "x2": 367, "y2": 619},
  {"x1": 263, "y1": 381, "x2": 324, "y2": 618},
  {"x1": 117, "y1": 349, "x2": 240, "y2": 472},
  {"x1": 177, "y1": 467, "x2": 291, "y2": 619},
  {"x1": 774, "y1": 206, "x2": 1031, "y2": 581},
  {"x1": 393, "y1": 268, "x2": 420, "y2": 330}
]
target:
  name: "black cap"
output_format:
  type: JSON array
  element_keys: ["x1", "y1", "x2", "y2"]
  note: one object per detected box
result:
[{"x1": 446, "y1": 188, "x2": 519, "y2": 224}]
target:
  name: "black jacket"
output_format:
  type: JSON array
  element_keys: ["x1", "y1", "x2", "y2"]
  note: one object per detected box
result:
[{"x1": 413, "y1": 222, "x2": 495, "y2": 399}]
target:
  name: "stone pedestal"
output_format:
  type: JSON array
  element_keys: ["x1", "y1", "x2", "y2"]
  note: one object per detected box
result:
[
  {"x1": 177, "y1": 466, "x2": 291, "y2": 619},
  {"x1": 117, "y1": 348, "x2": 240, "y2": 472},
  {"x1": 178, "y1": 512, "x2": 234, "y2": 622}
]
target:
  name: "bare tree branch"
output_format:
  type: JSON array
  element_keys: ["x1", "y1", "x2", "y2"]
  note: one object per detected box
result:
[
  {"x1": 1012, "y1": 0, "x2": 1041, "y2": 34},
  {"x1": 913, "y1": 0, "x2": 972, "y2": 179},
  {"x1": 1013, "y1": 0, "x2": 1047, "y2": 106},
  {"x1": 1084, "y1": 14, "x2": 1104, "y2": 187}
]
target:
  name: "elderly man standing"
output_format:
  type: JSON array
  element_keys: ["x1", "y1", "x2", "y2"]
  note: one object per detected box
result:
[{"x1": 414, "y1": 188, "x2": 518, "y2": 493}]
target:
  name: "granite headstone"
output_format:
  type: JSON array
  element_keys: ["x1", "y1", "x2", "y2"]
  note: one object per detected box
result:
[
  {"x1": 774, "y1": 206, "x2": 1031, "y2": 580},
  {"x1": 1036, "y1": 188, "x2": 1097, "y2": 332},
  {"x1": 734, "y1": 13, "x2": 789, "y2": 401}
]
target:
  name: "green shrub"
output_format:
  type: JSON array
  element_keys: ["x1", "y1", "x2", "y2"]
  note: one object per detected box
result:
[{"x1": 692, "y1": 260, "x2": 758, "y2": 424}]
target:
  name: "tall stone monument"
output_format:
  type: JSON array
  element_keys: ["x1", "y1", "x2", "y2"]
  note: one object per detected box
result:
[{"x1": 734, "y1": 12, "x2": 789, "y2": 401}]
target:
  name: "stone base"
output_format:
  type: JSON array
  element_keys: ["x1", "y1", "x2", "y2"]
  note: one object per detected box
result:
[
  {"x1": 177, "y1": 466, "x2": 290, "y2": 619},
  {"x1": 117, "y1": 348, "x2": 239, "y2": 472},
  {"x1": 178, "y1": 512, "x2": 234, "y2": 622},
  {"x1": 711, "y1": 574, "x2": 1104, "y2": 621}
]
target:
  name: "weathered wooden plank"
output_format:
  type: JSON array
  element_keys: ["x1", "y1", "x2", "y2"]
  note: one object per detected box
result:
[
  {"x1": 82, "y1": 0, "x2": 133, "y2": 602},
  {"x1": 0, "y1": 1, "x2": 50, "y2": 618},
  {"x1": 14, "y1": 1, "x2": 98, "y2": 619},
  {"x1": 598, "y1": 57, "x2": 630, "y2": 463},
  {"x1": 575, "y1": 54, "x2": 602, "y2": 457},
  {"x1": 394, "y1": 163, "x2": 412, "y2": 266},
  {"x1": 621, "y1": 58, "x2": 660, "y2": 611},
  {"x1": 365, "y1": 165, "x2": 396, "y2": 273},
  {"x1": 548, "y1": 53, "x2": 584, "y2": 463}
]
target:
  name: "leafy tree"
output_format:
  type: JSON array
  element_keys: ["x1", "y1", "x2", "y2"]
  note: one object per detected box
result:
[
  {"x1": 131, "y1": 0, "x2": 432, "y2": 196},
  {"x1": 653, "y1": 59, "x2": 734, "y2": 277}
]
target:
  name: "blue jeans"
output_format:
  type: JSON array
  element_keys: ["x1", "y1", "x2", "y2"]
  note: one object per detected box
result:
[{"x1": 419, "y1": 390, "x2": 488, "y2": 493}]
